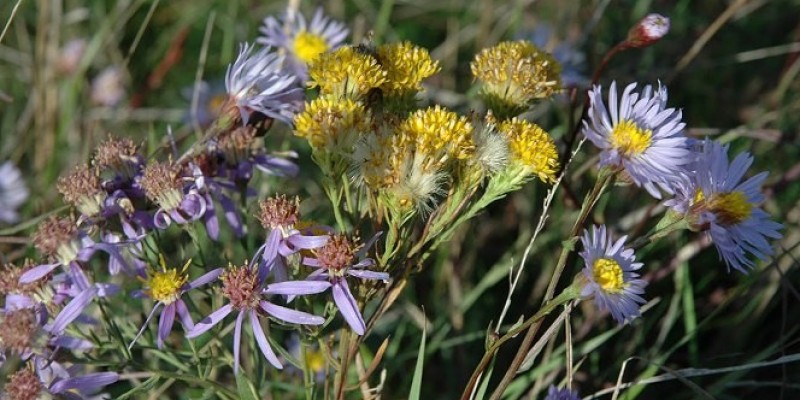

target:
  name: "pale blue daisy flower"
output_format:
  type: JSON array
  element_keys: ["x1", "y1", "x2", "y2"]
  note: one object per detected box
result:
[
  {"x1": 544, "y1": 385, "x2": 580, "y2": 400},
  {"x1": 665, "y1": 139, "x2": 783, "y2": 272},
  {"x1": 579, "y1": 224, "x2": 647, "y2": 324},
  {"x1": 584, "y1": 81, "x2": 690, "y2": 198},
  {"x1": 0, "y1": 161, "x2": 29, "y2": 224},
  {"x1": 258, "y1": 7, "x2": 349, "y2": 81}
]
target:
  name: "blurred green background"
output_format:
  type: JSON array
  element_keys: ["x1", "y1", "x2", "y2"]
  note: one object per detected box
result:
[{"x1": 1, "y1": 0, "x2": 799, "y2": 398}]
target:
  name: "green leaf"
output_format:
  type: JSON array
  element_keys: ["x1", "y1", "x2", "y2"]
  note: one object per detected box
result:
[
  {"x1": 235, "y1": 372, "x2": 259, "y2": 400},
  {"x1": 409, "y1": 321, "x2": 428, "y2": 400},
  {"x1": 117, "y1": 376, "x2": 160, "y2": 400}
]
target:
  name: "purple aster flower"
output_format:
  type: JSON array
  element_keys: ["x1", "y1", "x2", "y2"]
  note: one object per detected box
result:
[
  {"x1": 265, "y1": 233, "x2": 389, "y2": 335},
  {"x1": 584, "y1": 81, "x2": 690, "y2": 198},
  {"x1": 2, "y1": 358, "x2": 119, "y2": 400},
  {"x1": 544, "y1": 385, "x2": 580, "y2": 400},
  {"x1": 254, "y1": 195, "x2": 329, "y2": 283},
  {"x1": 522, "y1": 25, "x2": 588, "y2": 88},
  {"x1": 0, "y1": 160, "x2": 29, "y2": 224},
  {"x1": 579, "y1": 224, "x2": 647, "y2": 324},
  {"x1": 225, "y1": 42, "x2": 304, "y2": 124},
  {"x1": 130, "y1": 256, "x2": 222, "y2": 349},
  {"x1": 257, "y1": 7, "x2": 349, "y2": 82},
  {"x1": 665, "y1": 139, "x2": 783, "y2": 272},
  {"x1": 92, "y1": 136, "x2": 145, "y2": 199},
  {"x1": 138, "y1": 159, "x2": 207, "y2": 229},
  {"x1": 187, "y1": 263, "x2": 324, "y2": 372},
  {"x1": 187, "y1": 157, "x2": 246, "y2": 241},
  {"x1": 213, "y1": 126, "x2": 299, "y2": 184},
  {"x1": 183, "y1": 80, "x2": 227, "y2": 128}
]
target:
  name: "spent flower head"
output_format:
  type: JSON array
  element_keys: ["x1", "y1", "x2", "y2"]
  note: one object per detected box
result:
[
  {"x1": 258, "y1": 7, "x2": 349, "y2": 81},
  {"x1": 307, "y1": 46, "x2": 387, "y2": 99},
  {"x1": 140, "y1": 160, "x2": 184, "y2": 211},
  {"x1": 579, "y1": 224, "x2": 647, "y2": 324},
  {"x1": 3, "y1": 367, "x2": 43, "y2": 400},
  {"x1": 0, "y1": 309, "x2": 39, "y2": 355},
  {"x1": 584, "y1": 81, "x2": 689, "y2": 198},
  {"x1": 258, "y1": 195, "x2": 300, "y2": 230},
  {"x1": 33, "y1": 216, "x2": 81, "y2": 265},
  {"x1": 93, "y1": 136, "x2": 141, "y2": 180},
  {"x1": 56, "y1": 164, "x2": 106, "y2": 217},
  {"x1": 471, "y1": 40, "x2": 561, "y2": 116}
]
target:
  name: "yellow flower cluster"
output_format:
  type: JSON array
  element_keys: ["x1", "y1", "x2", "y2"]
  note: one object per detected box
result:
[
  {"x1": 293, "y1": 96, "x2": 371, "y2": 149},
  {"x1": 308, "y1": 47, "x2": 387, "y2": 99},
  {"x1": 377, "y1": 41, "x2": 440, "y2": 95},
  {"x1": 471, "y1": 40, "x2": 562, "y2": 114},
  {"x1": 498, "y1": 118, "x2": 560, "y2": 183},
  {"x1": 396, "y1": 106, "x2": 475, "y2": 170}
]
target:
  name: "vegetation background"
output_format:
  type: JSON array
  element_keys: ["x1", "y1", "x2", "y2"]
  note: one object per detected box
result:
[{"x1": 1, "y1": 0, "x2": 799, "y2": 398}]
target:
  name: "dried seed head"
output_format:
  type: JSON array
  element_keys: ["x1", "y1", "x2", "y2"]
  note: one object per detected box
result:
[
  {"x1": 0, "y1": 260, "x2": 47, "y2": 297},
  {"x1": 217, "y1": 126, "x2": 258, "y2": 165},
  {"x1": 257, "y1": 195, "x2": 300, "y2": 229},
  {"x1": 221, "y1": 263, "x2": 261, "y2": 311},
  {"x1": 314, "y1": 234, "x2": 358, "y2": 272},
  {"x1": 3, "y1": 367, "x2": 43, "y2": 400},
  {"x1": 33, "y1": 216, "x2": 81, "y2": 264},
  {"x1": 93, "y1": 136, "x2": 140, "y2": 178},
  {"x1": 140, "y1": 160, "x2": 184, "y2": 210},
  {"x1": 0, "y1": 309, "x2": 38, "y2": 354},
  {"x1": 56, "y1": 165, "x2": 107, "y2": 217}
]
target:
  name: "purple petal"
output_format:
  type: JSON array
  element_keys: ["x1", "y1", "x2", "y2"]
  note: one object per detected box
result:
[
  {"x1": 157, "y1": 303, "x2": 176, "y2": 349},
  {"x1": 50, "y1": 372, "x2": 119, "y2": 394},
  {"x1": 347, "y1": 269, "x2": 390, "y2": 282},
  {"x1": 154, "y1": 209, "x2": 172, "y2": 229},
  {"x1": 260, "y1": 301, "x2": 324, "y2": 325},
  {"x1": 51, "y1": 335, "x2": 93, "y2": 350},
  {"x1": 95, "y1": 283, "x2": 119, "y2": 297},
  {"x1": 356, "y1": 232, "x2": 383, "y2": 258},
  {"x1": 218, "y1": 192, "x2": 244, "y2": 237},
  {"x1": 286, "y1": 234, "x2": 329, "y2": 250},
  {"x1": 175, "y1": 299, "x2": 194, "y2": 331},
  {"x1": 186, "y1": 268, "x2": 223, "y2": 290},
  {"x1": 68, "y1": 263, "x2": 91, "y2": 292},
  {"x1": 249, "y1": 310, "x2": 283, "y2": 369},
  {"x1": 5, "y1": 294, "x2": 35, "y2": 310},
  {"x1": 187, "y1": 304, "x2": 232, "y2": 338},
  {"x1": 181, "y1": 192, "x2": 207, "y2": 220},
  {"x1": 264, "y1": 280, "x2": 331, "y2": 296},
  {"x1": 332, "y1": 280, "x2": 365, "y2": 335},
  {"x1": 19, "y1": 263, "x2": 60, "y2": 284},
  {"x1": 203, "y1": 196, "x2": 220, "y2": 240},
  {"x1": 48, "y1": 287, "x2": 97, "y2": 334},
  {"x1": 233, "y1": 311, "x2": 244, "y2": 374}
]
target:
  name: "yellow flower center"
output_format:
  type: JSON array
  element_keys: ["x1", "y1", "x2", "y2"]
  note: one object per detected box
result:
[
  {"x1": 693, "y1": 188, "x2": 705, "y2": 204},
  {"x1": 498, "y1": 118, "x2": 560, "y2": 183},
  {"x1": 145, "y1": 257, "x2": 190, "y2": 304},
  {"x1": 592, "y1": 258, "x2": 625, "y2": 293},
  {"x1": 305, "y1": 348, "x2": 326, "y2": 372},
  {"x1": 293, "y1": 31, "x2": 329, "y2": 64},
  {"x1": 708, "y1": 191, "x2": 752, "y2": 226},
  {"x1": 610, "y1": 119, "x2": 652, "y2": 156}
]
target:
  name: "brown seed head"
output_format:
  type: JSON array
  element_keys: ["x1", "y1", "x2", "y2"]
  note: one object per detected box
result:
[
  {"x1": 56, "y1": 165, "x2": 106, "y2": 216},
  {"x1": 140, "y1": 160, "x2": 184, "y2": 210},
  {"x1": 0, "y1": 260, "x2": 47, "y2": 297},
  {"x1": 314, "y1": 234, "x2": 359, "y2": 271},
  {"x1": 33, "y1": 216, "x2": 78, "y2": 258},
  {"x1": 221, "y1": 263, "x2": 261, "y2": 311},
  {"x1": 0, "y1": 309, "x2": 38, "y2": 354},
  {"x1": 218, "y1": 126, "x2": 257, "y2": 164},
  {"x1": 94, "y1": 136, "x2": 140, "y2": 177},
  {"x1": 2, "y1": 367, "x2": 43, "y2": 400},
  {"x1": 257, "y1": 195, "x2": 300, "y2": 229}
]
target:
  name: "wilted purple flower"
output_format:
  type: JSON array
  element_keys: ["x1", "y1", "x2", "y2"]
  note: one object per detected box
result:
[
  {"x1": 93, "y1": 136, "x2": 144, "y2": 195},
  {"x1": 584, "y1": 81, "x2": 690, "y2": 198},
  {"x1": 626, "y1": 13, "x2": 670, "y2": 48},
  {"x1": 254, "y1": 195, "x2": 328, "y2": 283},
  {"x1": 225, "y1": 42, "x2": 304, "y2": 124},
  {"x1": 187, "y1": 263, "x2": 324, "y2": 372},
  {"x1": 579, "y1": 225, "x2": 647, "y2": 324},
  {"x1": 56, "y1": 164, "x2": 107, "y2": 219},
  {"x1": 130, "y1": 256, "x2": 221, "y2": 349},
  {"x1": 138, "y1": 160, "x2": 206, "y2": 229},
  {"x1": 213, "y1": 126, "x2": 299, "y2": 183},
  {"x1": 544, "y1": 385, "x2": 580, "y2": 400},
  {"x1": 183, "y1": 81, "x2": 227, "y2": 128},
  {"x1": 15, "y1": 358, "x2": 119, "y2": 399},
  {"x1": 665, "y1": 139, "x2": 783, "y2": 272},
  {"x1": 265, "y1": 233, "x2": 388, "y2": 335},
  {"x1": 0, "y1": 160, "x2": 29, "y2": 224},
  {"x1": 91, "y1": 66, "x2": 126, "y2": 107},
  {"x1": 258, "y1": 7, "x2": 349, "y2": 81}
]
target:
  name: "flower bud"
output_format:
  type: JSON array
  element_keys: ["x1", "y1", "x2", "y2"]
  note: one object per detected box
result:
[{"x1": 626, "y1": 14, "x2": 670, "y2": 48}]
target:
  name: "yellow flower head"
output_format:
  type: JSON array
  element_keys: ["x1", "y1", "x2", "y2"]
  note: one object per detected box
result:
[
  {"x1": 470, "y1": 41, "x2": 561, "y2": 111},
  {"x1": 498, "y1": 118, "x2": 560, "y2": 183},
  {"x1": 377, "y1": 41, "x2": 440, "y2": 95},
  {"x1": 307, "y1": 47, "x2": 387, "y2": 99},
  {"x1": 144, "y1": 255, "x2": 190, "y2": 305},
  {"x1": 293, "y1": 96, "x2": 371, "y2": 149},
  {"x1": 396, "y1": 106, "x2": 475, "y2": 170},
  {"x1": 293, "y1": 31, "x2": 329, "y2": 64}
]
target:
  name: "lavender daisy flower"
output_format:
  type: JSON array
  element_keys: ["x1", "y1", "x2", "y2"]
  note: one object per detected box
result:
[
  {"x1": 665, "y1": 139, "x2": 783, "y2": 272},
  {"x1": 523, "y1": 25, "x2": 588, "y2": 88},
  {"x1": 584, "y1": 81, "x2": 690, "y2": 198},
  {"x1": 92, "y1": 136, "x2": 145, "y2": 196},
  {"x1": 3, "y1": 358, "x2": 119, "y2": 400},
  {"x1": 544, "y1": 385, "x2": 580, "y2": 400},
  {"x1": 225, "y1": 42, "x2": 304, "y2": 124},
  {"x1": 0, "y1": 160, "x2": 29, "y2": 224},
  {"x1": 579, "y1": 224, "x2": 647, "y2": 324},
  {"x1": 265, "y1": 233, "x2": 389, "y2": 335},
  {"x1": 214, "y1": 126, "x2": 299, "y2": 184},
  {"x1": 130, "y1": 256, "x2": 222, "y2": 349},
  {"x1": 187, "y1": 262, "x2": 324, "y2": 372},
  {"x1": 138, "y1": 160, "x2": 206, "y2": 229},
  {"x1": 183, "y1": 81, "x2": 227, "y2": 128},
  {"x1": 254, "y1": 195, "x2": 329, "y2": 283},
  {"x1": 257, "y1": 7, "x2": 349, "y2": 81}
]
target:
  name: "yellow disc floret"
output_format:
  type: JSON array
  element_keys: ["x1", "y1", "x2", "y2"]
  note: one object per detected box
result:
[
  {"x1": 470, "y1": 40, "x2": 561, "y2": 110},
  {"x1": 396, "y1": 106, "x2": 475, "y2": 170},
  {"x1": 293, "y1": 96, "x2": 371, "y2": 149},
  {"x1": 708, "y1": 191, "x2": 752, "y2": 226},
  {"x1": 592, "y1": 258, "x2": 625, "y2": 293},
  {"x1": 145, "y1": 256, "x2": 190, "y2": 305},
  {"x1": 307, "y1": 47, "x2": 387, "y2": 99},
  {"x1": 293, "y1": 31, "x2": 329, "y2": 64},
  {"x1": 610, "y1": 119, "x2": 653, "y2": 157},
  {"x1": 498, "y1": 118, "x2": 560, "y2": 183},
  {"x1": 377, "y1": 41, "x2": 440, "y2": 95}
]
